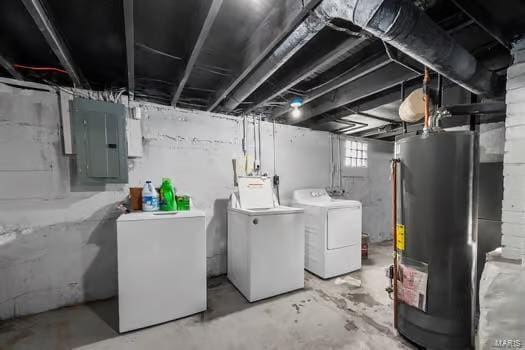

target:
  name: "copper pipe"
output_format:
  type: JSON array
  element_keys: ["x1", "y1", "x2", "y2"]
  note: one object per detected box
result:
[
  {"x1": 423, "y1": 66, "x2": 431, "y2": 129},
  {"x1": 391, "y1": 158, "x2": 399, "y2": 329}
]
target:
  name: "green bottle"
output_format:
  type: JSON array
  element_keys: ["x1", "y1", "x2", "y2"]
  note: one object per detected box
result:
[{"x1": 159, "y1": 178, "x2": 177, "y2": 211}]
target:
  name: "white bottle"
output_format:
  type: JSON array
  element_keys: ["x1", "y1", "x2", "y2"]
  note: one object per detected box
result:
[{"x1": 142, "y1": 180, "x2": 159, "y2": 212}]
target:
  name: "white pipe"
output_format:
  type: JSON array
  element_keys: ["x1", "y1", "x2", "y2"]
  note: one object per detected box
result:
[
  {"x1": 242, "y1": 115, "x2": 247, "y2": 155},
  {"x1": 273, "y1": 119, "x2": 277, "y2": 175},
  {"x1": 258, "y1": 114, "x2": 262, "y2": 173},
  {"x1": 338, "y1": 135, "x2": 343, "y2": 190},
  {"x1": 253, "y1": 115, "x2": 257, "y2": 174}
]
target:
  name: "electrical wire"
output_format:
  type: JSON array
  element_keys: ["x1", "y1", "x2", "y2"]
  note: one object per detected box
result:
[{"x1": 14, "y1": 64, "x2": 68, "y2": 74}]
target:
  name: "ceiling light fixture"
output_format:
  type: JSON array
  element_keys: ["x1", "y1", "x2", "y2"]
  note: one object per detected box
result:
[
  {"x1": 290, "y1": 96, "x2": 303, "y2": 108},
  {"x1": 291, "y1": 106, "x2": 302, "y2": 118},
  {"x1": 290, "y1": 96, "x2": 303, "y2": 119}
]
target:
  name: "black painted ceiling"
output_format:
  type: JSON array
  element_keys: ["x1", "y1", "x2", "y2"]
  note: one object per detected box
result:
[{"x1": 0, "y1": 0, "x2": 522, "y2": 139}]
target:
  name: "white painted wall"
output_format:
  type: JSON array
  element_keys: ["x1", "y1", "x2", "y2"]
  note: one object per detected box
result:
[
  {"x1": 330, "y1": 136, "x2": 394, "y2": 242},
  {"x1": 501, "y1": 40, "x2": 525, "y2": 259},
  {"x1": 0, "y1": 83, "x2": 335, "y2": 319},
  {"x1": 0, "y1": 78, "x2": 510, "y2": 321},
  {"x1": 0, "y1": 84, "x2": 124, "y2": 320},
  {"x1": 128, "y1": 108, "x2": 332, "y2": 276}
]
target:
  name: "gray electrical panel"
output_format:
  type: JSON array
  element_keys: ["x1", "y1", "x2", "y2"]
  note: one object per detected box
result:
[{"x1": 71, "y1": 98, "x2": 128, "y2": 186}]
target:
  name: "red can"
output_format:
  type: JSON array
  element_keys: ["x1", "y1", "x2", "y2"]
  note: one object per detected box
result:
[{"x1": 361, "y1": 233, "x2": 369, "y2": 259}]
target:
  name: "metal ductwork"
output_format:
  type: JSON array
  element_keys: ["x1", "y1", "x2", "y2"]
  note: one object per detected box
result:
[
  {"x1": 219, "y1": 0, "x2": 500, "y2": 114},
  {"x1": 347, "y1": 0, "x2": 501, "y2": 97}
]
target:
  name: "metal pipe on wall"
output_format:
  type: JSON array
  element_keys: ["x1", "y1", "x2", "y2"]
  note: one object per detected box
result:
[
  {"x1": 258, "y1": 115, "x2": 262, "y2": 173},
  {"x1": 423, "y1": 67, "x2": 431, "y2": 131},
  {"x1": 273, "y1": 119, "x2": 277, "y2": 175},
  {"x1": 253, "y1": 115, "x2": 258, "y2": 174},
  {"x1": 242, "y1": 115, "x2": 247, "y2": 155},
  {"x1": 329, "y1": 133, "x2": 334, "y2": 190},
  {"x1": 391, "y1": 158, "x2": 400, "y2": 329},
  {"x1": 337, "y1": 135, "x2": 343, "y2": 191},
  {"x1": 272, "y1": 119, "x2": 280, "y2": 203}
]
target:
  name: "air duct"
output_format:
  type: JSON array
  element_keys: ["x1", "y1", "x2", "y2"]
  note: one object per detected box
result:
[{"x1": 348, "y1": 0, "x2": 501, "y2": 97}]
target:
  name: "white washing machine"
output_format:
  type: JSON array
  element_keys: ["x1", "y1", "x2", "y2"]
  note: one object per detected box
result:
[
  {"x1": 293, "y1": 188, "x2": 362, "y2": 279},
  {"x1": 117, "y1": 210, "x2": 206, "y2": 332},
  {"x1": 228, "y1": 176, "x2": 305, "y2": 302}
]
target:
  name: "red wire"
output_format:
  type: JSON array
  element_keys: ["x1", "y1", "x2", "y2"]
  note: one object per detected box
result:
[{"x1": 13, "y1": 64, "x2": 68, "y2": 74}]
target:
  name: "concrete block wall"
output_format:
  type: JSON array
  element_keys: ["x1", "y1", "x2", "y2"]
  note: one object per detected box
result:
[
  {"x1": 0, "y1": 81, "x2": 392, "y2": 320},
  {"x1": 502, "y1": 39, "x2": 525, "y2": 260},
  {"x1": 0, "y1": 81, "x2": 395, "y2": 320},
  {"x1": 128, "y1": 107, "x2": 332, "y2": 276},
  {"x1": 337, "y1": 138, "x2": 394, "y2": 242},
  {"x1": 0, "y1": 84, "x2": 125, "y2": 320}
]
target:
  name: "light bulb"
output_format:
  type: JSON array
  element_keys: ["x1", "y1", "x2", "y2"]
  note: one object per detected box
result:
[{"x1": 291, "y1": 107, "x2": 302, "y2": 118}]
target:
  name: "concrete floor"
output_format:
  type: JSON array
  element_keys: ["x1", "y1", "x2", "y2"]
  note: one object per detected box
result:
[{"x1": 0, "y1": 242, "x2": 416, "y2": 350}]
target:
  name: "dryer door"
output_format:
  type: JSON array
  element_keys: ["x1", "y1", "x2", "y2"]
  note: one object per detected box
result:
[{"x1": 327, "y1": 207, "x2": 361, "y2": 250}]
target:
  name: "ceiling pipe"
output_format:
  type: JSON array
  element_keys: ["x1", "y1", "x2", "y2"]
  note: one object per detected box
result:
[{"x1": 349, "y1": 0, "x2": 501, "y2": 97}]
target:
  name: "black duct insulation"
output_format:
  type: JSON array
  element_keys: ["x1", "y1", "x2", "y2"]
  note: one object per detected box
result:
[{"x1": 350, "y1": 0, "x2": 502, "y2": 97}]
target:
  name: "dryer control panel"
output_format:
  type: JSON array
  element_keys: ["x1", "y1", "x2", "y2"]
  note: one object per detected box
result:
[{"x1": 293, "y1": 188, "x2": 331, "y2": 204}]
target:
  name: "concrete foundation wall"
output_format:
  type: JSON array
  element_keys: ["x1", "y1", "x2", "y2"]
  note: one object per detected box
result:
[
  {"x1": 0, "y1": 81, "x2": 396, "y2": 320},
  {"x1": 128, "y1": 108, "x2": 332, "y2": 276},
  {"x1": 0, "y1": 83, "x2": 336, "y2": 319},
  {"x1": 0, "y1": 84, "x2": 125, "y2": 320},
  {"x1": 330, "y1": 137, "x2": 394, "y2": 242}
]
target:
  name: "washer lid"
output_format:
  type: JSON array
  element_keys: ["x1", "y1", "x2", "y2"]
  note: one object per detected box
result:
[
  {"x1": 229, "y1": 205, "x2": 303, "y2": 216},
  {"x1": 237, "y1": 176, "x2": 275, "y2": 209}
]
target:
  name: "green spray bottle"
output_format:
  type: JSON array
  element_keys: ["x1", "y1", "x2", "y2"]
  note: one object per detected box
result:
[{"x1": 159, "y1": 178, "x2": 177, "y2": 211}]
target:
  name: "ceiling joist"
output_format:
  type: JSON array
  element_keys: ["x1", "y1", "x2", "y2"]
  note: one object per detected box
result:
[
  {"x1": 171, "y1": 0, "x2": 223, "y2": 106},
  {"x1": 206, "y1": 0, "x2": 322, "y2": 112},
  {"x1": 289, "y1": 63, "x2": 420, "y2": 125},
  {"x1": 0, "y1": 54, "x2": 23, "y2": 80},
  {"x1": 123, "y1": 0, "x2": 135, "y2": 99},
  {"x1": 245, "y1": 35, "x2": 370, "y2": 114},
  {"x1": 451, "y1": 0, "x2": 511, "y2": 51},
  {"x1": 20, "y1": 0, "x2": 88, "y2": 88}
]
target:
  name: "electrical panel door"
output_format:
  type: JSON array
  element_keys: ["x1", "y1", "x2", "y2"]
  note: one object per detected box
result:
[{"x1": 71, "y1": 98, "x2": 128, "y2": 186}]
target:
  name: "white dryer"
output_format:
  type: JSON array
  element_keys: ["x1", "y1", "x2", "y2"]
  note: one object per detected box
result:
[
  {"x1": 293, "y1": 188, "x2": 362, "y2": 279},
  {"x1": 228, "y1": 176, "x2": 305, "y2": 302}
]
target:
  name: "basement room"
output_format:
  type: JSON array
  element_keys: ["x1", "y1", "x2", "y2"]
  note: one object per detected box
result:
[{"x1": 0, "y1": 0, "x2": 524, "y2": 349}]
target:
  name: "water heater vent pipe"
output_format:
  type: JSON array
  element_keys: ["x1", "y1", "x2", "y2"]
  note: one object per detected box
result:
[{"x1": 423, "y1": 66, "x2": 431, "y2": 131}]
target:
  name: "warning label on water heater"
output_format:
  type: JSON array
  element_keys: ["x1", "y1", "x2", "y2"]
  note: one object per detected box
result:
[
  {"x1": 398, "y1": 260, "x2": 428, "y2": 312},
  {"x1": 396, "y1": 224, "x2": 405, "y2": 251}
]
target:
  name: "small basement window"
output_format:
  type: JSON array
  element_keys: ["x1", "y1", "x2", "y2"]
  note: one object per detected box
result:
[{"x1": 345, "y1": 140, "x2": 368, "y2": 168}]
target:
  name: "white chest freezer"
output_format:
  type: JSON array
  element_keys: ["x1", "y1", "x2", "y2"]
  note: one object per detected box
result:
[
  {"x1": 117, "y1": 210, "x2": 206, "y2": 332},
  {"x1": 228, "y1": 176, "x2": 305, "y2": 302},
  {"x1": 293, "y1": 189, "x2": 362, "y2": 279}
]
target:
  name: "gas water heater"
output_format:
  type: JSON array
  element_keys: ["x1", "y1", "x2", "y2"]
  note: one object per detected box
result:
[{"x1": 393, "y1": 131, "x2": 478, "y2": 349}]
